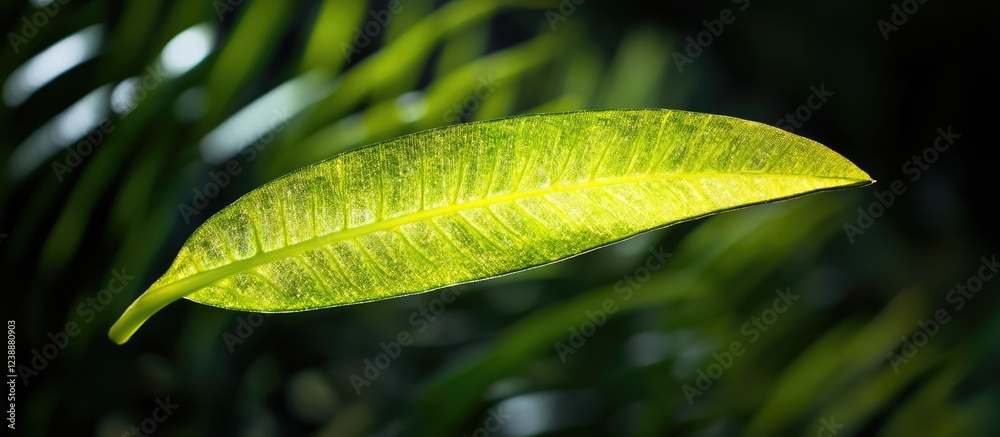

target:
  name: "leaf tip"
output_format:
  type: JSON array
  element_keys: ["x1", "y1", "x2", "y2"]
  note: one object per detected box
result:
[{"x1": 835, "y1": 154, "x2": 874, "y2": 188}]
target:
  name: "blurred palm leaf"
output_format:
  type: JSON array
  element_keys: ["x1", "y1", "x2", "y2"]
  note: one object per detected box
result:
[{"x1": 2, "y1": 0, "x2": 995, "y2": 436}]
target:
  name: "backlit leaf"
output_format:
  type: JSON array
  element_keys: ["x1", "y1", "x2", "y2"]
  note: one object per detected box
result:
[{"x1": 109, "y1": 109, "x2": 872, "y2": 344}]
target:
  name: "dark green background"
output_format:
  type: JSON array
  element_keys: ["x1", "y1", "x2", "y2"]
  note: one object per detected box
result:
[{"x1": 1, "y1": 0, "x2": 995, "y2": 435}]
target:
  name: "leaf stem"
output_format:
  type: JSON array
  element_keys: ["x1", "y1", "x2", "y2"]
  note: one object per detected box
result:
[{"x1": 107, "y1": 284, "x2": 186, "y2": 344}]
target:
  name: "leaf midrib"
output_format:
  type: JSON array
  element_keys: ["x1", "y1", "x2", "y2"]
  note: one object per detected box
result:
[{"x1": 162, "y1": 171, "x2": 861, "y2": 301}]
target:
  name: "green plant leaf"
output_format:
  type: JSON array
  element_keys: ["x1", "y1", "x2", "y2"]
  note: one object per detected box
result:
[{"x1": 109, "y1": 109, "x2": 872, "y2": 344}]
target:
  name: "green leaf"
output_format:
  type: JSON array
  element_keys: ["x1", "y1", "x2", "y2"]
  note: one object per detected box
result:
[{"x1": 108, "y1": 109, "x2": 872, "y2": 344}]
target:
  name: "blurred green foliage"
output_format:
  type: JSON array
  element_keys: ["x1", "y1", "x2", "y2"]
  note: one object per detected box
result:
[{"x1": 0, "y1": 0, "x2": 995, "y2": 436}]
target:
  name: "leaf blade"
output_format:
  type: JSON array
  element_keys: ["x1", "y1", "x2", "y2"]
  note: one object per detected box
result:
[{"x1": 109, "y1": 109, "x2": 871, "y2": 344}]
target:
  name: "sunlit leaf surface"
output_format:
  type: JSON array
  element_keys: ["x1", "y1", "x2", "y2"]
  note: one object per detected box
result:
[{"x1": 109, "y1": 109, "x2": 871, "y2": 344}]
